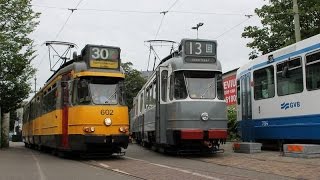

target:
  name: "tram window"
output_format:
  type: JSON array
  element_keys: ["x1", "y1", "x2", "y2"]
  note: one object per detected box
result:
[
  {"x1": 77, "y1": 79, "x2": 90, "y2": 104},
  {"x1": 152, "y1": 82, "x2": 156, "y2": 105},
  {"x1": 216, "y1": 73, "x2": 224, "y2": 100},
  {"x1": 169, "y1": 75, "x2": 174, "y2": 101},
  {"x1": 237, "y1": 80, "x2": 240, "y2": 105},
  {"x1": 139, "y1": 93, "x2": 144, "y2": 112},
  {"x1": 118, "y1": 80, "x2": 126, "y2": 105},
  {"x1": 306, "y1": 51, "x2": 320, "y2": 91},
  {"x1": 277, "y1": 57, "x2": 303, "y2": 96},
  {"x1": 135, "y1": 99, "x2": 139, "y2": 116},
  {"x1": 174, "y1": 71, "x2": 187, "y2": 99},
  {"x1": 146, "y1": 87, "x2": 150, "y2": 109},
  {"x1": 253, "y1": 66, "x2": 275, "y2": 100},
  {"x1": 43, "y1": 88, "x2": 57, "y2": 113},
  {"x1": 185, "y1": 71, "x2": 215, "y2": 99},
  {"x1": 161, "y1": 70, "x2": 168, "y2": 102}
]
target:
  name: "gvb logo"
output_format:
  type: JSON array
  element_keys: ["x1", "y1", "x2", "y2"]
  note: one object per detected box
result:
[{"x1": 281, "y1": 102, "x2": 301, "y2": 110}]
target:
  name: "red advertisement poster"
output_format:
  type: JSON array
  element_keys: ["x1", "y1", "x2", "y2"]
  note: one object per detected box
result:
[{"x1": 223, "y1": 75, "x2": 237, "y2": 106}]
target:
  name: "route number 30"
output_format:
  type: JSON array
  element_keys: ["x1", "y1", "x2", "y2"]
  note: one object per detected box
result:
[{"x1": 91, "y1": 48, "x2": 109, "y2": 59}]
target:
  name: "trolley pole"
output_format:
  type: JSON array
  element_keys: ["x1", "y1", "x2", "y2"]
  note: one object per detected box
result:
[{"x1": 293, "y1": 0, "x2": 301, "y2": 42}]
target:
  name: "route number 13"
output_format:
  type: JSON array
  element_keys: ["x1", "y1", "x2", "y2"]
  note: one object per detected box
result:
[{"x1": 189, "y1": 42, "x2": 202, "y2": 55}]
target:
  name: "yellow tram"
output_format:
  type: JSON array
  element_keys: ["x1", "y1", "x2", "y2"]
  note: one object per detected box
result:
[{"x1": 22, "y1": 44, "x2": 129, "y2": 155}]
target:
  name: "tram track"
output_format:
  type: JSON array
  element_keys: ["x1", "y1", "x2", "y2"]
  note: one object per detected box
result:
[{"x1": 79, "y1": 159, "x2": 147, "y2": 180}]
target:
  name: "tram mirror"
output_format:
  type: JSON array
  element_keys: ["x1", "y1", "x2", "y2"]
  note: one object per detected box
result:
[
  {"x1": 80, "y1": 80, "x2": 88, "y2": 87},
  {"x1": 73, "y1": 51, "x2": 77, "y2": 60}
]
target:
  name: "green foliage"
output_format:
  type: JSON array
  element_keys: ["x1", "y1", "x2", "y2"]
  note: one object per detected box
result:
[
  {"x1": 121, "y1": 62, "x2": 146, "y2": 110},
  {"x1": 242, "y1": 0, "x2": 320, "y2": 59},
  {"x1": 0, "y1": 0, "x2": 39, "y2": 113},
  {"x1": 227, "y1": 105, "x2": 239, "y2": 140}
]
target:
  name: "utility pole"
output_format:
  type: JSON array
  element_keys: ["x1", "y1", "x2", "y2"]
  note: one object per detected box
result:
[
  {"x1": 34, "y1": 77, "x2": 37, "y2": 93},
  {"x1": 293, "y1": 0, "x2": 301, "y2": 42},
  {"x1": 0, "y1": 106, "x2": 2, "y2": 148}
]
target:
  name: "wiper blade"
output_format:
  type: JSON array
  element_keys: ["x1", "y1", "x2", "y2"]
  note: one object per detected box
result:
[
  {"x1": 105, "y1": 89, "x2": 118, "y2": 103},
  {"x1": 200, "y1": 81, "x2": 215, "y2": 98}
]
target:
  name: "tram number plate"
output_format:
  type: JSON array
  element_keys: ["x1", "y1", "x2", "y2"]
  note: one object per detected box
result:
[{"x1": 101, "y1": 109, "x2": 114, "y2": 115}]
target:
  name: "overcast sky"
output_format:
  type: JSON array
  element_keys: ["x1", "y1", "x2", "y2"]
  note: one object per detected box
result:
[{"x1": 29, "y1": 0, "x2": 267, "y2": 93}]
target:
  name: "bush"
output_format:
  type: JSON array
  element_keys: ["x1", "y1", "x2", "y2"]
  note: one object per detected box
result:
[{"x1": 227, "y1": 105, "x2": 239, "y2": 141}]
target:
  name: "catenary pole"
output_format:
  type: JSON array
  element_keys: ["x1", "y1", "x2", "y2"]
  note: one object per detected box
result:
[{"x1": 293, "y1": 0, "x2": 301, "y2": 42}]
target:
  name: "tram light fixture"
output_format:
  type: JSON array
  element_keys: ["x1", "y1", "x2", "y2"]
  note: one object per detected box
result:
[
  {"x1": 119, "y1": 127, "x2": 126, "y2": 133},
  {"x1": 83, "y1": 126, "x2": 95, "y2": 133},
  {"x1": 201, "y1": 112, "x2": 209, "y2": 121},
  {"x1": 104, "y1": 118, "x2": 112, "y2": 126}
]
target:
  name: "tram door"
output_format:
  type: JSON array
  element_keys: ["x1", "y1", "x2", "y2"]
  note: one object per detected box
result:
[
  {"x1": 156, "y1": 67, "x2": 169, "y2": 144},
  {"x1": 61, "y1": 73, "x2": 71, "y2": 149},
  {"x1": 240, "y1": 73, "x2": 253, "y2": 140}
]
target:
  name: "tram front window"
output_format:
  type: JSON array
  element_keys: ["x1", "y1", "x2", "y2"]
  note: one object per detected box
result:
[
  {"x1": 90, "y1": 83, "x2": 117, "y2": 104},
  {"x1": 185, "y1": 71, "x2": 215, "y2": 99},
  {"x1": 76, "y1": 77, "x2": 122, "y2": 105}
]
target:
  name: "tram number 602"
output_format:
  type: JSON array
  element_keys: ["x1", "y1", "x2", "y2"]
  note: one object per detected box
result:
[{"x1": 101, "y1": 109, "x2": 114, "y2": 115}]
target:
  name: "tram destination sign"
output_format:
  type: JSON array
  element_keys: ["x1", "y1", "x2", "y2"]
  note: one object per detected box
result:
[
  {"x1": 85, "y1": 45, "x2": 120, "y2": 69},
  {"x1": 182, "y1": 39, "x2": 217, "y2": 63}
]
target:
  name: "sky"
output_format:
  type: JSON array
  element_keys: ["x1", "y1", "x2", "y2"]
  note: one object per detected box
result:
[{"x1": 29, "y1": 0, "x2": 267, "y2": 94}]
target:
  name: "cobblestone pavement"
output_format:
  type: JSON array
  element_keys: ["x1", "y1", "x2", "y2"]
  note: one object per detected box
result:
[{"x1": 193, "y1": 142, "x2": 320, "y2": 180}]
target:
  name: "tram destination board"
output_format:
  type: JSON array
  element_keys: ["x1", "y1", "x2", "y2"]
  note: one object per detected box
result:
[
  {"x1": 85, "y1": 45, "x2": 120, "y2": 69},
  {"x1": 183, "y1": 39, "x2": 217, "y2": 64}
]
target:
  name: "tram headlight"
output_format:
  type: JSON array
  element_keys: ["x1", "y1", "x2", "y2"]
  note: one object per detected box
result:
[
  {"x1": 104, "y1": 118, "x2": 112, "y2": 126},
  {"x1": 201, "y1": 112, "x2": 209, "y2": 121}
]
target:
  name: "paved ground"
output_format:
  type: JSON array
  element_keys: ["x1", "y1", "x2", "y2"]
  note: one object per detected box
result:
[
  {"x1": 1, "y1": 142, "x2": 320, "y2": 180},
  {"x1": 0, "y1": 142, "x2": 135, "y2": 180}
]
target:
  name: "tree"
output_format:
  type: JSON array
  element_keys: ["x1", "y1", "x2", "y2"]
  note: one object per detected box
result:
[
  {"x1": 121, "y1": 62, "x2": 146, "y2": 110},
  {"x1": 242, "y1": 0, "x2": 320, "y2": 59},
  {"x1": 0, "y1": 0, "x2": 39, "y2": 113}
]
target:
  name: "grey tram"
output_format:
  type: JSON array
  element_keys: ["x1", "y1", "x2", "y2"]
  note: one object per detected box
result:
[{"x1": 130, "y1": 39, "x2": 228, "y2": 153}]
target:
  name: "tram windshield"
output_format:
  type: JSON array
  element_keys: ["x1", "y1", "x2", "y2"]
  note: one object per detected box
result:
[
  {"x1": 76, "y1": 77, "x2": 124, "y2": 105},
  {"x1": 185, "y1": 71, "x2": 216, "y2": 99},
  {"x1": 171, "y1": 71, "x2": 220, "y2": 100}
]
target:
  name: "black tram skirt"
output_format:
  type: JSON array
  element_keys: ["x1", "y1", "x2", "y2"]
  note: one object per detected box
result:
[{"x1": 68, "y1": 134, "x2": 129, "y2": 152}]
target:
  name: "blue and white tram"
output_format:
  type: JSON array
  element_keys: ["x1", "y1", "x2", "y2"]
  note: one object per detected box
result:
[
  {"x1": 237, "y1": 34, "x2": 320, "y2": 143},
  {"x1": 130, "y1": 39, "x2": 228, "y2": 153}
]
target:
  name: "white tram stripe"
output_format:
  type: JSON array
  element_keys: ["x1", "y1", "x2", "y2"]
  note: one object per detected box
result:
[{"x1": 125, "y1": 156, "x2": 221, "y2": 180}]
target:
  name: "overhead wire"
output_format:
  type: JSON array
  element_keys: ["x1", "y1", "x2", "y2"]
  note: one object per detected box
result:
[
  {"x1": 34, "y1": 0, "x2": 84, "y2": 85},
  {"x1": 150, "y1": 0, "x2": 180, "y2": 70},
  {"x1": 31, "y1": 4, "x2": 253, "y2": 16},
  {"x1": 215, "y1": 16, "x2": 253, "y2": 39}
]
